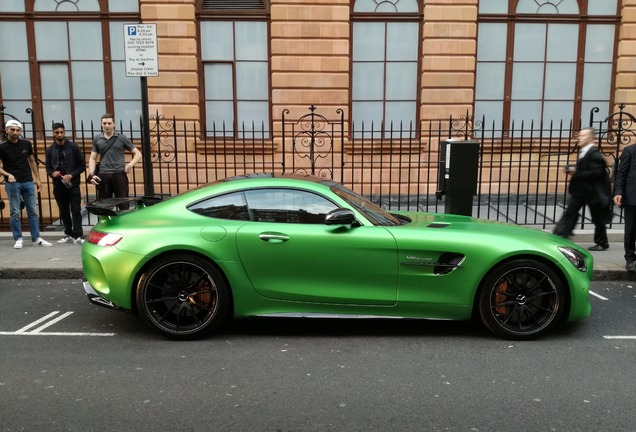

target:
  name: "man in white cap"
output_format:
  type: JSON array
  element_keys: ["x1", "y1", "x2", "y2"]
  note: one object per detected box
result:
[{"x1": 0, "y1": 119, "x2": 52, "y2": 248}]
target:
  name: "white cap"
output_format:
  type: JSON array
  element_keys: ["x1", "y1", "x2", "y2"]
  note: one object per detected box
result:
[{"x1": 5, "y1": 119, "x2": 22, "y2": 130}]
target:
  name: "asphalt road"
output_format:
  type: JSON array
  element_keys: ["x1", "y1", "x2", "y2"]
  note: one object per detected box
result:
[{"x1": 1, "y1": 279, "x2": 635, "y2": 432}]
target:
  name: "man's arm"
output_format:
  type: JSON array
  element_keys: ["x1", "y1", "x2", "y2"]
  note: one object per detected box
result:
[
  {"x1": 27, "y1": 154, "x2": 42, "y2": 191},
  {"x1": 88, "y1": 151, "x2": 98, "y2": 175},
  {"x1": 44, "y1": 146, "x2": 56, "y2": 178},
  {"x1": 125, "y1": 147, "x2": 142, "y2": 174},
  {"x1": 69, "y1": 144, "x2": 86, "y2": 178},
  {"x1": 0, "y1": 152, "x2": 12, "y2": 180},
  {"x1": 614, "y1": 149, "x2": 633, "y2": 206}
]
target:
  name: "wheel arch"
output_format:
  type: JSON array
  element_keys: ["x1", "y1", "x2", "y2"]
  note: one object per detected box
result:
[
  {"x1": 470, "y1": 253, "x2": 571, "y2": 324},
  {"x1": 130, "y1": 249, "x2": 235, "y2": 316}
]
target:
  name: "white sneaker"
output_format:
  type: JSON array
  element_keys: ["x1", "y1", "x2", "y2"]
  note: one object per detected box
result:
[
  {"x1": 74, "y1": 237, "x2": 84, "y2": 244},
  {"x1": 57, "y1": 236, "x2": 74, "y2": 244},
  {"x1": 33, "y1": 237, "x2": 53, "y2": 247},
  {"x1": 14, "y1": 239, "x2": 23, "y2": 249}
]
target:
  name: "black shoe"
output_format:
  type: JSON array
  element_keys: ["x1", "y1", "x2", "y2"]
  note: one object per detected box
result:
[
  {"x1": 627, "y1": 262, "x2": 635, "y2": 272},
  {"x1": 587, "y1": 244, "x2": 609, "y2": 251}
]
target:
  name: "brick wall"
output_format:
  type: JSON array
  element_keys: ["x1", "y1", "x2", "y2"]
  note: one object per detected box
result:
[
  {"x1": 141, "y1": 0, "x2": 199, "y2": 122},
  {"x1": 618, "y1": 0, "x2": 636, "y2": 113},
  {"x1": 138, "y1": 0, "x2": 634, "y2": 134}
]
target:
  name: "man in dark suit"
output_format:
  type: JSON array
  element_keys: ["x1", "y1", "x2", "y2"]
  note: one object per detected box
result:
[
  {"x1": 553, "y1": 127, "x2": 612, "y2": 251},
  {"x1": 613, "y1": 143, "x2": 636, "y2": 271}
]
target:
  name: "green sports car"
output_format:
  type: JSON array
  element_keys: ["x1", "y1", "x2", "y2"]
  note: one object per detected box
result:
[{"x1": 82, "y1": 173, "x2": 592, "y2": 340}]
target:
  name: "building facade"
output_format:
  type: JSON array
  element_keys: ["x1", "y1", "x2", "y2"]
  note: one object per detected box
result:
[
  {"x1": 1, "y1": 0, "x2": 631, "y2": 135},
  {"x1": 0, "y1": 0, "x2": 633, "y2": 224}
]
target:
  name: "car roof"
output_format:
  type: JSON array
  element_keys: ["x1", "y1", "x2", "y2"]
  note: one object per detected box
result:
[{"x1": 221, "y1": 172, "x2": 334, "y2": 185}]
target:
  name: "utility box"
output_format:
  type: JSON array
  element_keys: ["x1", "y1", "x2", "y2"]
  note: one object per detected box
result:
[{"x1": 435, "y1": 140, "x2": 480, "y2": 216}]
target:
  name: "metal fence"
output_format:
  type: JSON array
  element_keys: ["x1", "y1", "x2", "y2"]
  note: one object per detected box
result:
[{"x1": 1, "y1": 104, "x2": 634, "y2": 231}]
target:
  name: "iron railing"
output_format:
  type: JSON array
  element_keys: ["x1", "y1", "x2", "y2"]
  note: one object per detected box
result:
[{"x1": 1, "y1": 105, "x2": 633, "y2": 231}]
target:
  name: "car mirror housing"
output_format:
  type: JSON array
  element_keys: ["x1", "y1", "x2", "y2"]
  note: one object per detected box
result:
[{"x1": 325, "y1": 208, "x2": 357, "y2": 226}]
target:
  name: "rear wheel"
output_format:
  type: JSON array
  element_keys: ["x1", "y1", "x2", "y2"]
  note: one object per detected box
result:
[
  {"x1": 478, "y1": 259, "x2": 566, "y2": 340},
  {"x1": 136, "y1": 254, "x2": 229, "y2": 340}
]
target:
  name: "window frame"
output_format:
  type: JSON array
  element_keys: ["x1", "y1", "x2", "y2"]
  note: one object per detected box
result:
[
  {"x1": 0, "y1": 0, "x2": 141, "y2": 135},
  {"x1": 475, "y1": 0, "x2": 620, "y2": 132},
  {"x1": 188, "y1": 187, "x2": 339, "y2": 224},
  {"x1": 197, "y1": 2, "x2": 272, "y2": 139},
  {"x1": 349, "y1": 0, "x2": 423, "y2": 139}
]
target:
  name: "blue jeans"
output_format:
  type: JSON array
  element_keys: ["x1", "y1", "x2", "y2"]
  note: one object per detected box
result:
[{"x1": 5, "y1": 181, "x2": 41, "y2": 241}]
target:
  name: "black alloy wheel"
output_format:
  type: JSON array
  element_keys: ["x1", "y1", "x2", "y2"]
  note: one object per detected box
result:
[
  {"x1": 478, "y1": 259, "x2": 566, "y2": 340},
  {"x1": 136, "y1": 254, "x2": 229, "y2": 340}
]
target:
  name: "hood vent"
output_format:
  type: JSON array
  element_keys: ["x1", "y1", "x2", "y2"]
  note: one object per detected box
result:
[{"x1": 427, "y1": 222, "x2": 450, "y2": 228}]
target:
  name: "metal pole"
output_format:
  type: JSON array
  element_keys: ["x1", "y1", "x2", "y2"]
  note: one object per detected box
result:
[{"x1": 141, "y1": 77, "x2": 154, "y2": 197}]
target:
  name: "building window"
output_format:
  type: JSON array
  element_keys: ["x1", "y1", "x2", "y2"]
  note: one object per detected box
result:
[
  {"x1": 0, "y1": 21, "x2": 32, "y2": 134},
  {"x1": 0, "y1": 0, "x2": 141, "y2": 133},
  {"x1": 200, "y1": 20, "x2": 270, "y2": 138},
  {"x1": 475, "y1": 0, "x2": 619, "y2": 134},
  {"x1": 351, "y1": 0, "x2": 421, "y2": 138}
]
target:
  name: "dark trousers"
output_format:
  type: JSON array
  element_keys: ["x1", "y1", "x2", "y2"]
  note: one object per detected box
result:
[
  {"x1": 97, "y1": 171, "x2": 130, "y2": 209},
  {"x1": 623, "y1": 205, "x2": 636, "y2": 263},
  {"x1": 553, "y1": 195, "x2": 609, "y2": 247},
  {"x1": 53, "y1": 182, "x2": 83, "y2": 239}
]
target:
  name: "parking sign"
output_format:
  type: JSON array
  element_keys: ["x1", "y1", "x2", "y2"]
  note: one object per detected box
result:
[{"x1": 124, "y1": 24, "x2": 159, "y2": 77}]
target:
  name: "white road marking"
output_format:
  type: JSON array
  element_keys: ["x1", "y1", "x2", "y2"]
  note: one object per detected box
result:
[
  {"x1": 603, "y1": 336, "x2": 636, "y2": 340},
  {"x1": 30, "y1": 311, "x2": 74, "y2": 333},
  {"x1": 0, "y1": 331, "x2": 114, "y2": 337},
  {"x1": 589, "y1": 290, "x2": 608, "y2": 301},
  {"x1": 15, "y1": 311, "x2": 60, "y2": 333},
  {"x1": 4, "y1": 311, "x2": 115, "y2": 337}
]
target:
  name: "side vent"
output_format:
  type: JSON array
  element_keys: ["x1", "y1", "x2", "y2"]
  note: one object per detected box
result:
[{"x1": 434, "y1": 253, "x2": 465, "y2": 275}]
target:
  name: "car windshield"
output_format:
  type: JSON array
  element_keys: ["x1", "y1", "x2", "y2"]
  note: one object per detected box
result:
[{"x1": 330, "y1": 184, "x2": 402, "y2": 226}]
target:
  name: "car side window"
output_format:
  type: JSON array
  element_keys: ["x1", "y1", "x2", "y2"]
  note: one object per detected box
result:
[
  {"x1": 245, "y1": 189, "x2": 337, "y2": 224},
  {"x1": 188, "y1": 192, "x2": 250, "y2": 220}
]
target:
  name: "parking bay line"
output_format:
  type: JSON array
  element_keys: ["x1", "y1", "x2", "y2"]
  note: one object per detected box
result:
[
  {"x1": 1, "y1": 311, "x2": 114, "y2": 337},
  {"x1": 589, "y1": 290, "x2": 608, "y2": 301},
  {"x1": 0, "y1": 331, "x2": 114, "y2": 336},
  {"x1": 604, "y1": 336, "x2": 636, "y2": 340},
  {"x1": 589, "y1": 293, "x2": 635, "y2": 339}
]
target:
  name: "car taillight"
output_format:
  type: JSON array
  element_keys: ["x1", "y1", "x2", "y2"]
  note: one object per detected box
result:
[{"x1": 87, "y1": 231, "x2": 123, "y2": 247}]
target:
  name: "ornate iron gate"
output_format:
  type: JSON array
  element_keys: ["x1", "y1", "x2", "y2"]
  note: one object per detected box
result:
[{"x1": 280, "y1": 105, "x2": 344, "y2": 180}]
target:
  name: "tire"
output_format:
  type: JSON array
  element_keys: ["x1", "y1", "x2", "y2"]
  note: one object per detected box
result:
[
  {"x1": 136, "y1": 254, "x2": 229, "y2": 340},
  {"x1": 478, "y1": 259, "x2": 566, "y2": 340}
]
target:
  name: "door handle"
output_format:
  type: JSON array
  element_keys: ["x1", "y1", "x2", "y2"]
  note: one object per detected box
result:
[{"x1": 259, "y1": 233, "x2": 289, "y2": 243}]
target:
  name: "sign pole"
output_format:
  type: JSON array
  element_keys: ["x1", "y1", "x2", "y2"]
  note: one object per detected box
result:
[
  {"x1": 140, "y1": 77, "x2": 154, "y2": 197},
  {"x1": 124, "y1": 23, "x2": 159, "y2": 198}
]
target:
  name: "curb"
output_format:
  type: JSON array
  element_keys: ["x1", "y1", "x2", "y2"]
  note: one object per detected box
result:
[{"x1": 0, "y1": 268, "x2": 84, "y2": 280}]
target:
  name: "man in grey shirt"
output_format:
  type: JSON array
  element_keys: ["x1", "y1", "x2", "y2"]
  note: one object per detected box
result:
[{"x1": 88, "y1": 113, "x2": 142, "y2": 209}]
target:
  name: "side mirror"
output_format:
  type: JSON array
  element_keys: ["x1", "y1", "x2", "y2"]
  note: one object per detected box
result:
[{"x1": 325, "y1": 208, "x2": 357, "y2": 226}]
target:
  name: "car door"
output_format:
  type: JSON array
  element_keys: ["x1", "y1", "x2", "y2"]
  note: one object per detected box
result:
[{"x1": 235, "y1": 188, "x2": 398, "y2": 305}]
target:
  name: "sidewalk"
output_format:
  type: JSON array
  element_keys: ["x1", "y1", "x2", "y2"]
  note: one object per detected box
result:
[{"x1": 0, "y1": 229, "x2": 634, "y2": 281}]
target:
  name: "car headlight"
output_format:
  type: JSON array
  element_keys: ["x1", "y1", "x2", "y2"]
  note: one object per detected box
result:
[{"x1": 558, "y1": 246, "x2": 588, "y2": 272}]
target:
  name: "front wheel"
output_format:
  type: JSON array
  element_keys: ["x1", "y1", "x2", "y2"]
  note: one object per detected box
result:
[
  {"x1": 136, "y1": 254, "x2": 229, "y2": 340},
  {"x1": 478, "y1": 259, "x2": 566, "y2": 340}
]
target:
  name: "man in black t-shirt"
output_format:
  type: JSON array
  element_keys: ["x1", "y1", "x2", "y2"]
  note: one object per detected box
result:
[
  {"x1": 0, "y1": 119, "x2": 52, "y2": 248},
  {"x1": 45, "y1": 123, "x2": 86, "y2": 244}
]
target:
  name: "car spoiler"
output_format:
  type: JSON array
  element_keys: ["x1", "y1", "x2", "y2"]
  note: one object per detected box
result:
[{"x1": 85, "y1": 195, "x2": 165, "y2": 217}]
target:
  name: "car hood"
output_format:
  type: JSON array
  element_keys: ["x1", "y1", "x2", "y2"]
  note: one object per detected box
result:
[{"x1": 391, "y1": 211, "x2": 573, "y2": 245}]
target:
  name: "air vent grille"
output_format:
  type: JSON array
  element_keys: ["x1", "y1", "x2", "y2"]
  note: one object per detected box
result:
[{"x1": 201, "y1": 0, "x2": 265, "y2": 10}]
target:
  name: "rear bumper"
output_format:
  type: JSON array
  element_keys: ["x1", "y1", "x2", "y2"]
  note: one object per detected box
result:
[{"x1": 83, "y1": 280, "x2": 121, "y2": 310}]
